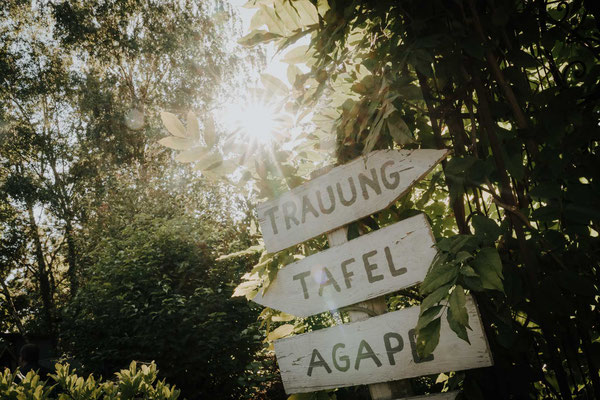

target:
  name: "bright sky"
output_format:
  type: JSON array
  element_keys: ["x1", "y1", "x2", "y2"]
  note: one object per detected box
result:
[
  {"x1": 229, "y1": 0, "x2": 289, "y2": 84},
  {"x1": 213, "y1": 0, "x2": 304, "y2": 148}
]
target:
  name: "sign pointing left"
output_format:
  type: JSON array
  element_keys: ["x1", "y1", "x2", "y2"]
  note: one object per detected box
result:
[{"x1": 253, "y1": 213, "x2": 436, "y2": 317}]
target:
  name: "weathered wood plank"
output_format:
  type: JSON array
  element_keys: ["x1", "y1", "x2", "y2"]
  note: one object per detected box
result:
[
  {"x1": 274, "y1": 296, "x2": 492, "y2": 394},
  {"x1": 324, "y1": 224, "x2": 394, "y2": 399},
  {"x1": 257, "y1": 149, "x2": 449, "y2": 253},
  {"x1": 253, "y1": 214, "x2": 436, "y2": 317}
]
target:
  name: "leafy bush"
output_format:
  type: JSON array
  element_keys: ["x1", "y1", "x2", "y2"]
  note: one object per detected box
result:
[
  {"x1": 0, "y1": 361, "x2": 179, "y2": 400},
  {"x1": 60, "y1": 211, "x2": 265, "y2": 399}
]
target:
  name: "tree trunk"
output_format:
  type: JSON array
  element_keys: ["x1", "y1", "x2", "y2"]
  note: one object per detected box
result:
[
  {"x1": 0, "y1": 278, "x2": 27, "y2": 338},
  {"x1": 26, "y1": 200, "x2": 55, "y2": 336},
  {"x1": 65, "y1": 218, "x2": 78, "y2": 297}
]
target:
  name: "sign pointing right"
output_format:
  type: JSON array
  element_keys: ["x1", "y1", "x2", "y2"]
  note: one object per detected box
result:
[
  {"x1": 257, "y1": 149, "x2": 449, "y2": 253},
  {"x1": 274, "y1": 296, "x2": 493, "y2": 394}
]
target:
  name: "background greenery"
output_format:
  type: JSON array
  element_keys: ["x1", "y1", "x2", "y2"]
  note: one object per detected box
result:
[
  {"x1": 0, "y1": 0, "x2": 281, "y2": 399},
  {"x1": 1, "y1": 0, "x2": 599, "y2": 399}
]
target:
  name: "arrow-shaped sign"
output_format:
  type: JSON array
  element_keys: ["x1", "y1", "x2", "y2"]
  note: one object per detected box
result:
[
  {"x1": 257, "y1": 149, "x2": 449, "y2": 253},
  {"x1": 253, "y1": 213, "x2": 436, "y2": 317},
  {"x1": 274, "y1": 296, "x2": 492, "y2": 393}
]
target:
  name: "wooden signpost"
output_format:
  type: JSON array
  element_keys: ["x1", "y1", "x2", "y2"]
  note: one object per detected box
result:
[
  {"x1": 253, "y1": 213, "x2": 436, "y2": 317},
  {"x1": 274, "y1": 297, "x2": 491, "y2": 393},
  {"x1": 257, "y1": 149, "x2": 449, "y2": 253},
  {"x1": 252, "y1": 149, "x2": 493, "y2": 399}
]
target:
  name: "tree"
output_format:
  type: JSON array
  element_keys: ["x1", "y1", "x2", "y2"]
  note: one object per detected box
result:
[
  {"x1": 60, "y1": 174, "x2": 266, "y2": 399},
  {"x1": 0, "y1": 1, "x2": 269, "y2": 398},
  {"x1": 0, "y1": 0, "x2": 254, "y2": 339}
]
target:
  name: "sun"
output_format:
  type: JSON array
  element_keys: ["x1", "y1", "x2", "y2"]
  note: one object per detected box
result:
[
  {"x1": 219, "y1": 92, "x2": 284, "y2": 146},
  {"x1": 232, "y1": 102, "x2": 279, "y2": 144}
]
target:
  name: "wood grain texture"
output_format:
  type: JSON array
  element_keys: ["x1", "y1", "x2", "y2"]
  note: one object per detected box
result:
[
  {"x1": 257, "y1": 149, "x2": 449, "y2": 253},
  {"x1": 253, "y1": 214, "x2": 436, "y2": 317},
  {"x1": 274, "y1": 296, "x2": 492, "y2": 394}
]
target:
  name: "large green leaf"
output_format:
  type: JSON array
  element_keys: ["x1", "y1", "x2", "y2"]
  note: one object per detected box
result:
[
  {"x1": 420, "y1": 284, "x2": 452, "y2": 311},
  {"x1": 267, "y1": 324, "x2": 294, "y2": 341},
  {"x1": 287, "y1": 64, "x2": 302, "y2": 86},
  {"x1": 192, "y1": 152, "x2": 223, "y2": 171},
  {"x1": 232, "y1": 280, "x2": 260, "y2": 298},
  {"x1": 237, "y1": 29, "x2": 282, "y2": 46},
  {"x1": 388, "y1": 118, "x2": 414, "y2": 146},
  {"x1": 447, "y1": 306, "x2": 470, "y2": 344},
  {"x1": 416, "y1": 305, "x2": 443, "y2": 330},
  {"x1": 203, "y1": 116, "x2": 217, "y2": 148},
  {"x1": 175, "y1": 146, "x2": 208, "y2": 163},
  {"x1": 448, "y1": 285, "x2": 469, "y2": 327},
  {"x1": 282, "y1": 45, "x2": 310, "y2": 64},
  {"x1": 290, "y1": 0, "x2": 319, "y2": 26},
  {"x1": 472, "y1": 215, "x2": 501, "y2": 244},
  {"x1": 421, "y1": 263, "x2": 458, "y2": 294},
  {"x1": 187, "y1": 111, "x2": 199, "y2": 139},
  {"x1": 274, "y1": 1, "x2": 302, "y2": 31},
  {"x1": 472, "y1": 247, "x2": 504, "y2": 291},
  {"x1": 416, "y1": 317, "x2": 441, "y2": 358},
  {"x1": 259, "y1": 4, "x2": 286, "y2": 35}
]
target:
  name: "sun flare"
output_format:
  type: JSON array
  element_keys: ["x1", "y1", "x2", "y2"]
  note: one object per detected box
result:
[{"x1": 220, "y1": 97, "x2": 282, "y2": 146}]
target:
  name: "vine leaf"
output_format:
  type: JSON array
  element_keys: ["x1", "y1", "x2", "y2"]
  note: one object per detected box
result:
[
  {"x1": 420, "y1": 263, "x2": 458, "y2": 294},
  {"x1": 238, "y1": 30, "x2": 281, "y2": 46},
  {"x1": 471, "y1": 215, "x2": 501, "y2": 244},
  {"x1": 447, "y1": 306, "x2": 470, "y2": 344},
  {"x1": 416, "y1": 305, "x2": 443, "y2": 331},
  {"x1": 191, "y1": 152, "x2": 223, "y2": 171},
  {"x1": 232, "y1": 279, "x2": 260, "y2": 300},
  {"x1": 388, "y1": 114, "x2": 415, "y2": 146},
  {"x1": 290, "y1": 0, "x2": 319, "y2": 26},
  {"x1": 282, "y1": 45, "x2": 310, "y2": 64},
  {"x1": 175, "y1": 146, "x2": 208, "y2": 163}
]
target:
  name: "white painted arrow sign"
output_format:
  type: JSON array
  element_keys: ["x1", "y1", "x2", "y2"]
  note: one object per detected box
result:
[
  {"x1": 257, "y1": 149, "x2": 449, "y2": 253},
  {"x1": 253, "y1": 213, "x2": 436, "y2": 317},
  {"x1": 274, "y1": 296, "x2": 492, "y2": 394}
]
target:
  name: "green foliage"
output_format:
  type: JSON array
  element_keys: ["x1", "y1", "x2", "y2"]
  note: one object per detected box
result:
[
  {"x1": 0, "y1": 361, "x2": 179, "y2": 400},
  {"x1": 0, "y1": 1, "x2": 271, "y2": 398},
  {"x1": 58, "y1": 179, "x2": 266, "y2": 399},
  {"x1": 232, "y1": 0, "x2": 600, "y2": 399},
  {"x1": 416, "y1": 235, "x2": 504, "y2": 358}
]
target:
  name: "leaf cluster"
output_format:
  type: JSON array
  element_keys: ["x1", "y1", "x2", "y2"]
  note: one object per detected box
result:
[{"x1": 0, "y1": 361, "x2": 179, "y2": 400}]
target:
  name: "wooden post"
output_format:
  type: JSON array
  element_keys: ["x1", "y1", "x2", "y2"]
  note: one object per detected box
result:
[
  {"x1": 326, "y1": 227, "x2": 411, "y2": 399},
  {"x1": 314, "y1": 166, "x2": 411, "y2": 400},
  {"x1": 260, "y1": 152, "x2": 490, "y2": 398}
]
